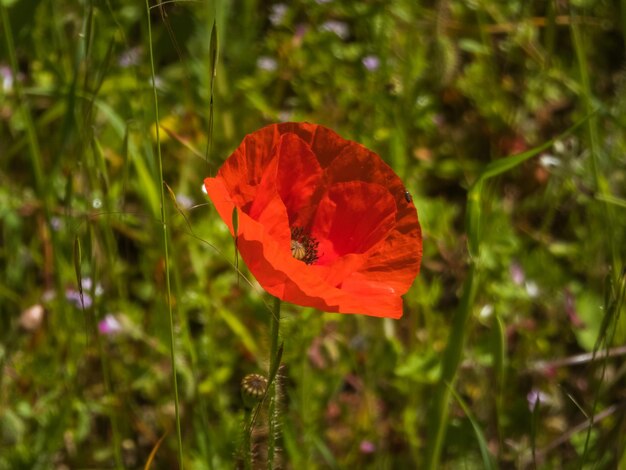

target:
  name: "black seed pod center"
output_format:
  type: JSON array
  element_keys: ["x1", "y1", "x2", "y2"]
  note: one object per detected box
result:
[{"x1": 290, "y1": 226, "x2": 319, "y2": 265}]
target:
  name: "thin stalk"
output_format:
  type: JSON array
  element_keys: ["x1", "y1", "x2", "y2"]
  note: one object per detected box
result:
[
  {"x1": 570, "y1": 10, "x2": 619, "y2": 280},
  {"x1": 145, "y1": 1, "x2": 184, "y2": 466},
  {"x1": 425, "y1": 264, "x2": 478, "y2": 470},
  {"x1": 268, "y1": 297, "x2": 281, "y2": 469},
  {"x1": 269, "y1": 298, "x2": 281, "y2": 382},
  {"x1": 96, "y1": 331, "x2": 124, "y2": 468},
  {"x1": 243, "y1": 408, "x2": 253, "y2": 470},
  {"x1": 92, "y1": 299, "x2": 124, "y2": 468},
  {"x1": 570, "y1": 11, "x2": 622, "y2": 467}
]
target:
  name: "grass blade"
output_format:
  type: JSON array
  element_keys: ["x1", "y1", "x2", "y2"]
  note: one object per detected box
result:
[
  {"x1": 73, "y1": 236, "x2": 83, "y2": 300},
  {"x1": 448, "y1": 385, "x2": 497, "y2": 470},
  {"x1": 144, "y1": 431, "x2": 168, "y2": 470},
  {"x1": 205, "y1": 19, "x2": 218, "y2": 164},
  {"x1": 530, "y1": 393, "x2": 540, "y2": 470},
  {"x1": 145, "y1": 1, "x2": 184, "y2": 466}
]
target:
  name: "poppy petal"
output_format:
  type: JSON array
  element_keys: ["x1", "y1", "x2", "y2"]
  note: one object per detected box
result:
[
  {"x1": 275, "y1": 133, "x2": 323, "y2": 223},
  {"x1": 311, "y1": 181, "x2": 397, "y2": 262}
]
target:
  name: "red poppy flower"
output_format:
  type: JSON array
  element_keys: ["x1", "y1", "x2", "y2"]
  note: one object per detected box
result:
[{"x1": 204, "y1": 122, "x2": 422, "y2": 318}]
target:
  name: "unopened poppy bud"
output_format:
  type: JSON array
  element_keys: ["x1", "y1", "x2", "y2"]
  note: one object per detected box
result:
[{"x1": 241, "y1": 373, "x2": 268, "y2": 409}]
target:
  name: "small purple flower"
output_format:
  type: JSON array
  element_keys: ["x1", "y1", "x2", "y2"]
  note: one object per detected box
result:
[
  {"x1": 527, "y1": 389, "x2": 549, "y2": 410},
  {"x1": 509, "y1": 262, "x2": 525, "y2": 286},
  {"x1": 362, "y1": 55, "x2": 380, "y2": 71},
  {"x1": 432, "y1": 114, "x2": 446, "y2": 128},
  {"x1": 0, "y1": 65, "x2": 14, "y2": 92},
  {"x1": 50, "y1": 217, "x2": 64, "y2": 232},
  {"x1": 269, "y1": 4, "x2": 288, "y2": 25},
  {"x1": 257, "y1": 56, "x2": 278, "y2": 72},
  {"x1": 99, "y1": 314, "x2": 123, "y2": 335},
  {"x1": 118, "y1": 47, "x2": 143, "y2": 68},
  {"x1": 359, "y1": 440, "x2": 376, "y2": 454},
  {"x1": 564, "y1": 288, "x2": 585, "y2": 328},
  {"x1": 321, "y1": 20, "x2": 349, "y2": 40},
  {"x1": 294, "y1": 23, "x2": 309, "y2": 42},
  {"x1": 66, "y1": 289, "x2": 93, "y2": 309}
]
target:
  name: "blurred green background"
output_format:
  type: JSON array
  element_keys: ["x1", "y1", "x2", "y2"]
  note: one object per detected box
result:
[{"x1": 1, "y1": 0, "x2": 625, "y2": 468}]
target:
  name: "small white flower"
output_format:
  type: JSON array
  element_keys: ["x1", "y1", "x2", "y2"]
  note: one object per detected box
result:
[
  {"x1": 539, "y1": 154, "x2": 561, "y2": 168},
  {"x1": 553, "y1": 140, "x2": 566, "y2": 154},
  {"x1": 257, "y1": 56, "x2": 278, "y2": 72},
  {"x1": 321, "y1": 20, "x2": 349, "y2": 40},
  {"x1": 479, "y1": 304, "x2": 494, "y2": 320},
  {"x1": 270, "y1": 4, "x2": 288, "y2": 25},
  {"x1": 176, "y1": 194, "x2": 194, "y2": 210},
  {"x1": 525, "y1": 281, "x2": 539, "y2": 298}
]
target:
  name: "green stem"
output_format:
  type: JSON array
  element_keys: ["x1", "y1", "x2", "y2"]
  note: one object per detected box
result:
[
  {"x1": 145, "y1": 1, "x2": 184, "y2": 467},
  {"x1": 243, "y1": 408, "x2": 253, "y2": 470},
  {"x1": 269, "y1": 298, "x2": 281, "y2": 377},
  {"x1": 570, "y1": 9, "x2": 619, "y2": 280},
  {"x1": 95, "y1": 316, "x2": 124, "y2": 469},
  {"x1": 425, "y1": 264, "x2": 478, "y2": 470},
  {"x1": 268, "y1": 297, "x2": 281, "y2": 469}
]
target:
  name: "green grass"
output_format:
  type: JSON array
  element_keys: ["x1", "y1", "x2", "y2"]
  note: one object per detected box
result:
[{"x1": 1, "y1": 0, "x2": 625, "y2": 468}]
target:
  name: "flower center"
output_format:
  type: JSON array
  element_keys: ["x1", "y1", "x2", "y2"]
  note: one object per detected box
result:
[{"x1": 290, "y1": 226, "x2": 319, "y2": 265}]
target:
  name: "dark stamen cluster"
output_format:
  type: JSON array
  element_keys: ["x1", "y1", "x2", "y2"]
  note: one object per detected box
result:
[{"x1": 290, "y1": 226, "x2": 320, "y2": 265}]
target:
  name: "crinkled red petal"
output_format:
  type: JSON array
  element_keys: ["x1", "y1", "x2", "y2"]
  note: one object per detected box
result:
[{"x1": 205, "y1": 122, "x2": 422, "y2": 318}]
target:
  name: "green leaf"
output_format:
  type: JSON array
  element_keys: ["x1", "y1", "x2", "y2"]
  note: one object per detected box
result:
[
  {"x1": 217, "y1": 305, "x2": 258, "y2": 357},
  {"x1": 448, "y1": 385, "x2": 497, "y2": 470}
]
